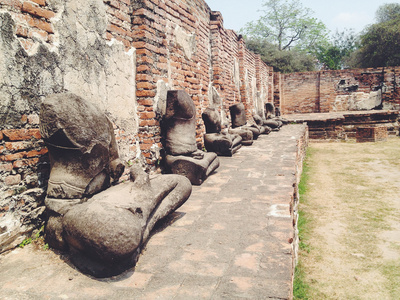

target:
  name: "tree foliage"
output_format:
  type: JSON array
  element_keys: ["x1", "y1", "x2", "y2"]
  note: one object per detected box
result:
[
  {"x1": 316, "y1": 29, "x2": 359, "y2": 70},
  {"x1": 376, "y1": 3, "x2": 400, "y2": 23},
  {"x1": 245, "y1": 38, "x2": 316, "y2": 73},
  {"x1": 242, "y1": 0, "x2": 328, "y2": 52},
  {"x1": 348, "y1": 3, "x2": 400, "y2": 68}
]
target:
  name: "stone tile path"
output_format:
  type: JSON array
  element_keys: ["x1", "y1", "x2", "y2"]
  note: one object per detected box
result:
[{"x1": 0, "y1": 124, "x2": 307, "y2": 300}]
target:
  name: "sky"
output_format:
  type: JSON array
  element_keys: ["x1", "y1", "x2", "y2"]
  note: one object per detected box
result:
[{"x1": 205, "y1": 0, "x2": 398, "y2": 36}]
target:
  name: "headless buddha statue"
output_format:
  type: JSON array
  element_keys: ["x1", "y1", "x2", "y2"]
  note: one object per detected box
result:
[
  {"x1": 202, "y1": 107, "x2": 242, "y2": 156},
  {"x1": 163, "y1": 90, "x2": 220, "y2": 185}
]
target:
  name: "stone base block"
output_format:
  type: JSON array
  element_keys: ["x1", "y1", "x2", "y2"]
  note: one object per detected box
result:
[{"x1": 356, "y1": 126, "x2": 388, "y2": 143}]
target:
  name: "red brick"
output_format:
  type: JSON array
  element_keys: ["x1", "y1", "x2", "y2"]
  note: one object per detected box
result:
[
  {"x1": 140, "y1": 143, "x2": 153, "y2": 151},
  {"x1": 139, "y1": 111, "x2": 156, "y2": 119},
  {"x1": 2, "y1": 129, "x2": 41, "y2": 141},
  {"x1": 142, "y1": 152, "x2": 151, "y2": 158},
  {"x1": 5, "y1": 141, "x2": 33, "y2": 151},
  {"x1": 137, "y1": 65, "x2": 151, "y2": 73},
  {"x1": 137, "y1": 55, "x2": 154, "y2": 64},
  {"x1": 137, "y1": 99, "x2": 154, "y2": 106},
  {"x1": 21, "y1": 114, "x2": 28, "y2": 123},
  {"x1": 26, "y1": 148, "x2": 48, "y2": 157},
  {"x1": 0, "y1": 152, "x2": 27, "y2": 162},
  {"x1": 13, "y1": 157, "x2": 40, "y2": 168},
  {"x1": 139, "y1": 119, "x2": 158, "y2": 127},
  {"x1": 136, "y1": 74, "x2": 153, "y2": 82},
  {"x1": 137, "y1": 90, "x2": 156, "y2": 97},
  {"x1": 23, "y1": 14, "x2": 54, "y2": 33},
  {"x1": 107, "y1": 23, "x2": 128, "y2": 37},
  {"x1": 21, "y1": 2, "x2": 55, "y2": 19},
  {"x1": 137, "y1": 82, "x2": 155, "y2": 90}
]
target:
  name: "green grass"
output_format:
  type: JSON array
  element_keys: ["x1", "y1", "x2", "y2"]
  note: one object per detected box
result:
[
  {"x1": 293, "y1": 148, "x2": 313, "y2": 299},
  {"x1": 293, "y1": 261, "x2": 310, "y2": 300},
  {"x1": 381, "y1": 259, "x2": 400, "y2": 299}
]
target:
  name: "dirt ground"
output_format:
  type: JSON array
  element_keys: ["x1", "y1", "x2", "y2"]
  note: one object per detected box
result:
[{"x1": 300, "y1": 138, "x2": 400, "y2": 299}]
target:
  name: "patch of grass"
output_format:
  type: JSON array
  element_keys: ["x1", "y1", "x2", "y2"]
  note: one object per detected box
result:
[
  {"x1": 293, "y1": 261, "x2": 310, "y2": 299},
  {"x1": 294, "y1": 148, "x2": 313, "y2": 299},
  {"x1": 298, "y1": 211, "x2": 311, "y2": 253},
  {"x1": 381, "y1": 259, "x2": 400, "y2": 299},
  {"x1": 298, "y1": 148, "x2": 313, "y2": 198}
]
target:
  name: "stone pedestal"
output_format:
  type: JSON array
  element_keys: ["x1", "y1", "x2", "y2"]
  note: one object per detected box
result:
[{"x1": 356, "y1": 126, "x2": 388, "y2": 143}]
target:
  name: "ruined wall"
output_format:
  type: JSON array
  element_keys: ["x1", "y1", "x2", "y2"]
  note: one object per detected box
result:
[
  {"x1": 208, "y1": 11, "x2": 273, "y2": 124},
  {"x1": 0, "y1": 0, "x2": 273, "y2": 251},
  {"x1": 281, "y1": 67, "x2": 400, "y2": 114},
  {"x1": 209, "y1": 11, "x2": 241, "y2": 124}
]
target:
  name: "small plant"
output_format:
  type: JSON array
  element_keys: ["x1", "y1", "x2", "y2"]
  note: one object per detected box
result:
[
  {"x1": 18, "y1": 237, "x2": 32, "y2": 248},
  {"x1": 18, "y1": 225, "x2": 46, "y2": 249}
]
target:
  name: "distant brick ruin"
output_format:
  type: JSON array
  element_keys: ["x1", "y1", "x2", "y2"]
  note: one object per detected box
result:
[
  {"x1": 0, "y1": 0, "x2": 399, "y2": 253},
  {"x1": 279, "y1": 68, "x2": 400, "y2": 114}
]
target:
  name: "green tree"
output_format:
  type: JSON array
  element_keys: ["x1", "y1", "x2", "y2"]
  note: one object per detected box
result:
[
  {"x1": 348, "y1": 3, "x2": 400, "y2": 68},
  {"x1": 242, "y1": 0, "x2": 328, "y2": 52},
  {"x1": 376, "y1": 3, "x2": 400, "y2": 23},
  {"x1": 245, "y1": 38, "x2": 316, "y2": 73},
  {"x1": 316, "y1": 29, "x2": 359, "y2": 70}
]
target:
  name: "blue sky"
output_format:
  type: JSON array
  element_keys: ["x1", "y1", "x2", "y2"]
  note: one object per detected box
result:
[{"x1": 205, "y1": 0, "x2": 397, "y2": 35}]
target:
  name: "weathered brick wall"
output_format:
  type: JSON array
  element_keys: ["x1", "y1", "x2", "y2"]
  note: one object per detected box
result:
[
  {"x1": 209, "y1": 12, "x2": 273, "y2": 122},
  {"x1": 0, "y1": 0, "x2": 273, "y2": 251},
  {"x1": 1, "y1": 0, "x2": 137, "y2": 251},
  {"x1": 282, "y1": 67, "x2": 400, "y2": 114},
  {"x1": 131, "y1": 0, "x2": 214, "y2": 156},
  {"x1": 210, "y1": 12, "x2": 241, "y2": 121}
]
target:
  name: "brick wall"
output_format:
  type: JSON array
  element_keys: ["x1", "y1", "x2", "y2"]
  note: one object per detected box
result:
[
  {"x1": 0, "y1": 0, "x2": 273, "y2": 251},
  {"x1": 281, "y1": 67, "x2": 400, "y2": 114}
]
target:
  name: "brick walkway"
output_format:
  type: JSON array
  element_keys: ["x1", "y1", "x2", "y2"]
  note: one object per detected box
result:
[{"x1": 0, "y1": 124, "x2": 308, "y2": 300}]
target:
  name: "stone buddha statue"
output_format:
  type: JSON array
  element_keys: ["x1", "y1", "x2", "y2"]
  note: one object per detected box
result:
[
  {"x1": 202, "y1": 107, "x2": 242, "y2": 156},
  {"x1": 40, "y1": 93, "x2": 192, "y2": 277},
  {"x1": 163, "y1": 90, "x2": 220, "y2": 185},
  {"x1": 228, "y1": 103, "x2": 264, "y2": 144},
  {"x1": 263, "y1": 102, "x2": 284, "y2": 130}
]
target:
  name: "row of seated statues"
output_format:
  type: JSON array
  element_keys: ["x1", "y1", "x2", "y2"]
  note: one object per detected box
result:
[
  {"x1": 202, "y1": 101, "x2": 285, "y2": 155},
  {"x1": 39, "y1": 91, "x2": 285, "y2": 277}
]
